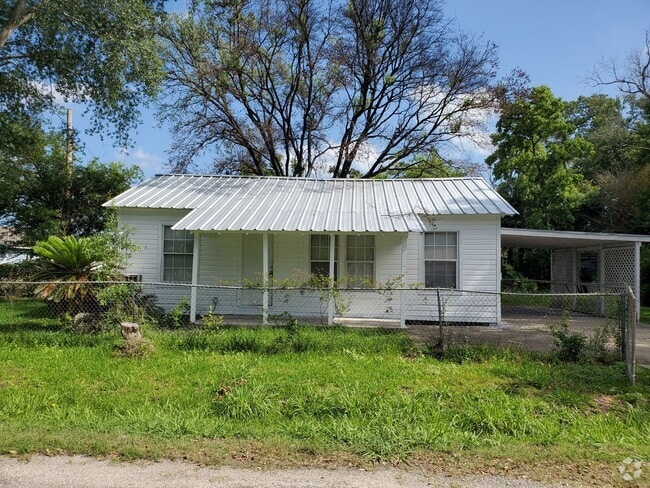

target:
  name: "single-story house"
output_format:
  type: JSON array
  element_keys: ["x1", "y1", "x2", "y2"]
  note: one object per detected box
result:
[{"x1": 104, "y1": 174, "x2": 518, "y2": 325}]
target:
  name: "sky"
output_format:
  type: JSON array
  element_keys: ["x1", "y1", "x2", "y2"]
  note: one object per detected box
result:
[{"x1": 69, "y1": 0, "x2": 650, "y2": 178}]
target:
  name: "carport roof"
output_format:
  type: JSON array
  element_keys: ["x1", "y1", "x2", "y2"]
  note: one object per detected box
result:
[{"x1": 501, "y1": 228, "x2": 650, "y2": 249}]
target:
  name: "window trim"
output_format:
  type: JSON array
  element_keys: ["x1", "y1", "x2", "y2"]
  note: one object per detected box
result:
[
  {"x1": 423, "y1": 231, "x2": 459, "y2": 289},
  {"x1": 160, "y1": 225, "x2": 194, "y2": 283}
]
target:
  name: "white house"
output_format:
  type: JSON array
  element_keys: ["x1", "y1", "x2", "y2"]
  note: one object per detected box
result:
[{"x1": 104, "y1": 174, "x2": 518, "y2": 325}]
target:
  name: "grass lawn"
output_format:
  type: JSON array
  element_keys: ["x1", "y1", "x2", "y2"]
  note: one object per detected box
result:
[
  {"x1": 641, "y1": 306, "x2": 650, "y2": 324},
  {"x1": 0, "y1": 300, "x2": 649, "y2": 486}
]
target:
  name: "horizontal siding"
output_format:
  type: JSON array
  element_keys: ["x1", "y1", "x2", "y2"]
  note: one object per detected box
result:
[
  {"x1": 119, "y1": 208, "x2": 190, "y2": 282},
  {"x1": 121, "y1": 210, "x2": 500, "y2": 322},
  {"x1": 460, "y1": 228, "x2": 498, "y2": 292},
  {"x1": 274, "y1": 233, "x2": 307, "y2": 280}
]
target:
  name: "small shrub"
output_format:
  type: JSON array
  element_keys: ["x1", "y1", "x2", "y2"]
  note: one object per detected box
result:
[
  {"x1": 270, "y1": 312, "x2": 299, "y2": 333},
  {"x1": 548, "y1": 315, "x2": 587, "y2": 362},
  {"x1": 201, "y1": 306, "x2": 223, "y2": 331},
  {"x1": 588, "y1": 322, "x2": 620, "y2": 364},
  {"x1": 159, "y1": 298, "x2": 190, "y2": 329}
]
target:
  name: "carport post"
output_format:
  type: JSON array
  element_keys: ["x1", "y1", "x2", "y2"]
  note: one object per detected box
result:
[
  {"x1": 635, "y1": 241, "x2": 641, "y2": 319},
  {"x1": 190, "y1": 231, "x2": 201, "y2": 323},
  {"x1": 262, "y1": 233, "x2": 269, "y2": 325},
  {"x1": 328, "y1": 233, "x2": 335, "y2": 326}
]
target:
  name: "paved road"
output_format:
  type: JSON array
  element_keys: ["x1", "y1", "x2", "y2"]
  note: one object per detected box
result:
[{"x1": 0, "y1": 455, "x2": 568, "y2": 488}]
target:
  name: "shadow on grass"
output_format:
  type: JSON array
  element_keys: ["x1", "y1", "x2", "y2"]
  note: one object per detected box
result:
[{"x1": 0, "y1": 299, "x2": 64, "y2": 332}]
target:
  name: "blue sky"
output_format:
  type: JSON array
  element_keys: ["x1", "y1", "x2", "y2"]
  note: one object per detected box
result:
[{"x1": 71, "y1": 0, "x2": 650, "y2": 177}]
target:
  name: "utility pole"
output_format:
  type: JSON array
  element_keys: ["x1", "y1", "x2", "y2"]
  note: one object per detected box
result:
[
  {"x1": 62, "y1": 108, "x2": 73, "y2": 235},
  {"x1": 66, "y1": 108, "x2": 73, "y2": 177}
]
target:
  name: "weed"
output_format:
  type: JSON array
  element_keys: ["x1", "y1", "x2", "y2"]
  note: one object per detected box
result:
[
  {"x1": 548, "y1": 314, "x2": 587, "y2": 362},
  {"x1": 201, "y1": 307, "x2": 223, "y2": 331},
  {"x1": 159, "y1": 298, "x2": 190, "y2": 329}
]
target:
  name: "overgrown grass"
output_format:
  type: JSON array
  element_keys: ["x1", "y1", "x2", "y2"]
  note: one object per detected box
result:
[{"x1": 0, "y1": 300, "x2": 649, "y2": 485}]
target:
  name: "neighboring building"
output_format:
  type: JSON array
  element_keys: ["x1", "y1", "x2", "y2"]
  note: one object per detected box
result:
[
  {"x1": 0, "y1": 227, "x2": 29, "y2": 265},
  {"x1": 105, "y1": 175, "x2": 517, "y2": 324}
]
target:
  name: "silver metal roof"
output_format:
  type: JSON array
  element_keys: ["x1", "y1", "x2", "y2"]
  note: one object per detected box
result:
[
  {"x1": 104, "y1": 175, "x2": 517, "y2": 232},
  {"x1": 502, "y1": 227, "x2": 650, "y2": 249}
]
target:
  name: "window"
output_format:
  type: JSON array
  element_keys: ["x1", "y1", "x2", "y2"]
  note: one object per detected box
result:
[
  {"x1": 162, "y1": 226, "x2": 194, "y2": 283},
  {"x1": 424, "y1": 232, "x2": 457, "y2": 288},
  {"x1": 346, "y1": 235, "x2": 374, "y2": 288},
  {"x1": 310, "y1": 235, "x2": 338, "y2": 279}
]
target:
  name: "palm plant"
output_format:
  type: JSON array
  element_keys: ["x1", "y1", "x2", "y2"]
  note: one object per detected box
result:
[{"x1": 32, "y1": 235, "x2": 113, "y2": 315}]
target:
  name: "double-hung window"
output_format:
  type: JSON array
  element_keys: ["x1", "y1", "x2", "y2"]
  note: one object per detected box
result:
[
  {"x1": 310, "y1": 235, "x2": 338, "y2": 279},
  {"x1": 424, "y1": 232, "x2": 457, "y2": 288},
  {"x1": 162, "y1": 226, "x2": 194, "y2": 283},
  {"x1": 346, "y1": 235, "x2": 374, "y2": 288}
]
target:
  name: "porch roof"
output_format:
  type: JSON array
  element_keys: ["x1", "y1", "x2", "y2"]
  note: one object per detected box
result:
[
  {"x1": 105, "y1": 174, "x2": 516, "y2": 232},
  {"x1": 501, "y1": 227, "x2": 650, "y2": 249}
]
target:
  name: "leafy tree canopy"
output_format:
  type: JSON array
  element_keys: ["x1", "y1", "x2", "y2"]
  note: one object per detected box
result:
[
  {"x1": 0, "y1": 0, "x2": 165, "y2": 143},
  {"x1": 486, "y1": 85, "x2": 593, "y2": 230},
  {"x1": 0, "y1": 118, "x2": 142, "y2": 244}
]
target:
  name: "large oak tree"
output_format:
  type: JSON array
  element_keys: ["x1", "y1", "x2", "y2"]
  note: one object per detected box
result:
[{"x1": 160, "y1": 0, "x2": 498, "y2": 177}]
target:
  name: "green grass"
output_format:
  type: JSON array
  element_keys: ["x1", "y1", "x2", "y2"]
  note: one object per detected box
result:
[
  {"x1": 641, "y1": 306, "x2": 650, "y2": 324},
  {"x1": 0, "y1": 299, "x2": 649, "y2": 485}
]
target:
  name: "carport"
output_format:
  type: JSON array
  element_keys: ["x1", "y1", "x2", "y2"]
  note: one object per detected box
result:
[{"x1": 501, "y1": 228, "x2": 650, "y2": 317}]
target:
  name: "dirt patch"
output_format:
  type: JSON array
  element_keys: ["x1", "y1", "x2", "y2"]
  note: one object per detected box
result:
[{"x1": 588, "y1": 394, "x2": 621, "y2": 415}]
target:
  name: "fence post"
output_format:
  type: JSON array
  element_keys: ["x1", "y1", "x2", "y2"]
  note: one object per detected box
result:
[{"x1": 625, "y1": 286, "x2": 636, "y2": 387}]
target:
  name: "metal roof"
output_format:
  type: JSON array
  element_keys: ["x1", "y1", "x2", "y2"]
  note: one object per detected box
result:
[
  {"x1": 502, "y1": 228, "x2": 650, "y2": 249},
  {"x1": 104, "y1": 175, "x2": 517, "y2": 232}
]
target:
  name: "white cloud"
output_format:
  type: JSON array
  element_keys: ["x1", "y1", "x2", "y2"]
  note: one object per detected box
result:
[{"x1": 116, "y1": 147, "x2": 164, "y2": 176}]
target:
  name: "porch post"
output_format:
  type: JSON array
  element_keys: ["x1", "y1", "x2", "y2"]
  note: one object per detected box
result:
[
  {"x1": 400, "y1": 234, "x2": 407, "y2": 328},
  {"x1": 328, "y1": 233, "x2": 335, "y2": 326},
  {"x1": 190, "y1": 231, "x2": 201, "y2": 323},
  {"x1": 262, "y1": 232, "x2": 269, "y2": 325}
]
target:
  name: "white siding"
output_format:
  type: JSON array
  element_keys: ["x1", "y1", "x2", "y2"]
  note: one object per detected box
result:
[
  {"x1": 413, "y1": 215, "x2": 501, "y2": 324},
  {"x1": 120, "y1": 209, "x2": 501, "y2": 323},
  {"x1": 119, "y1": 208, "x2": 193, "y2": 311},
  {"x1": 119, "y1": 208, "x2": 191, "y2": 282}
]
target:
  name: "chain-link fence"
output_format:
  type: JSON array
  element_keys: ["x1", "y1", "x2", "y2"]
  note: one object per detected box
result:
[{"x1": 0, "y1": 280, "x2": 638, "y2": 383}]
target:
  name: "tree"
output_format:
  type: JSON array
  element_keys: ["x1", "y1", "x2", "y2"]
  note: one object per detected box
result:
[
  {"x1": 0, "y1": 0, "x2": 165, "y2": 143},
  {"x1": 486, "y1": 86, "x2": 593, "y2": 230},
  {"x1": 567, "y1": 94, "x2": 634, "y2": 178},
  {"x1": 159, "y1": 0, "x2": 498, "y2": 177},
  {"x1": 591, "y1": 31, "x2": 650, "y2": 102},
  {"x1": 0, "y1": 120, "x2": 142, "y2": 244}
]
